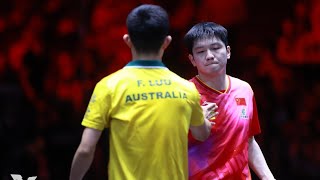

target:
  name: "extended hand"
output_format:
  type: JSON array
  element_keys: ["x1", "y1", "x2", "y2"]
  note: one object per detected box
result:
[{"x1": 201, "y1": 101, "x2": 219, "y2": 121}]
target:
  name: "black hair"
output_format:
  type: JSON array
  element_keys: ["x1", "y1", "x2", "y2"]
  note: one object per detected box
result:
[
  {"x1": 183, "y1": 22, "x2": 228, "y2": 54},
  {"x1": 126, "y1": 4, "x2": 169, "y2": 54}
]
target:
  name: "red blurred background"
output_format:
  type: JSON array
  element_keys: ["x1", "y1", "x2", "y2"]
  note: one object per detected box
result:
[{"x1": 0, "y1": 0, "x2": 319, "y2": 179}]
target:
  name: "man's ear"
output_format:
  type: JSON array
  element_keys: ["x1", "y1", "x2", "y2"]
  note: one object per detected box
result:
[
  {"x1": 161, "y1": 35, "x2": 172, "y2": 50},
  {"x1": 226, "y1": 46, "x2": 231, "y2": 59},
  {"x1": 188, "y1": 54, "x2": 196, "y2": 67},
  {"x1": 123, "y1": 34, "x2": 132, "y2": 48}
]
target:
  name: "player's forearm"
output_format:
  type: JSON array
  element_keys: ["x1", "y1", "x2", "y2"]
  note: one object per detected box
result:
[
  {"x1": 248, "y1": 137, "x2": 275, "y2": 180},
  {"x1": 204, "y1": 119, "x2": 212, "y2": 137},
  {"x1": 69, "y1": 148, "x2": 95, "y2": 180}
]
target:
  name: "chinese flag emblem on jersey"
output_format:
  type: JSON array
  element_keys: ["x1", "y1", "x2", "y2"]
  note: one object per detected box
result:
[{"x1": 235, "y1": 98, "x2": 246, "y2": 106}]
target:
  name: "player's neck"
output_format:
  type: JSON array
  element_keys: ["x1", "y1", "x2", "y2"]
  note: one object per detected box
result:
[
  {"x1": 132, "y1": 56, "x2": 162, "y2": 61},
  {"x1": 132, "y1": 50, "x2": 163, "y2": 61},
  {"x1": 197, "y1": 74, "x2": 228, "y2": 91}
]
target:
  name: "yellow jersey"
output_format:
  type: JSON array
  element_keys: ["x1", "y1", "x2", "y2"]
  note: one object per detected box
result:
[{"x1": 82, "y1": 60, "x2": 204, "y2": 180}]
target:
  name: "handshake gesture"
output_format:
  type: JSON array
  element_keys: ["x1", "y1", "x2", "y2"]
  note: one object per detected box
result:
[
  {"x1": 190, "y1": 101, "x2": 218, "y2": 142},
  {"x1": 202, "y1": 101, "x2": 219, "y2": 124},
  {"x1": 201, "y1": 101, "x2": 218, "y2": 139}
]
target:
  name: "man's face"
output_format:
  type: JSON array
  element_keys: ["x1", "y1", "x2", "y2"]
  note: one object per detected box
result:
[{"x1": 189, "y1": 36, "x2": 230, "y2": 76}]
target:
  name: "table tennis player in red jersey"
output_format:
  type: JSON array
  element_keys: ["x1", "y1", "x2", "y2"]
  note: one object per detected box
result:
[{"x1": 183, "y1": 22, "x2": 276, "y2": 180}]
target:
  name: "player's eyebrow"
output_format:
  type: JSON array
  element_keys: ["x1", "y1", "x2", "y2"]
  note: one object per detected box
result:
[{"x1": 194, "y1": 42, "x2": 222, "y2": 49}]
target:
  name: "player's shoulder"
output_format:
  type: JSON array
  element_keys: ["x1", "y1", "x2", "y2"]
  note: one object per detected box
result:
[
  {"x1": 164, "y1": 72, "x2": 199, "y2": 94},
  {"x1": 172, "y1": 73, "x2": 198, "y2": 88},
  {"x1": 229, "y1": 75, "x2": 252, "y2": 90},
  {"x1": 96, "y1": 69, "x2": 125, "y2": 87}
]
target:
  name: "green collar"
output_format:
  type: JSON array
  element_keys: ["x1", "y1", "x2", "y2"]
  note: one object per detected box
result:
[{"x1": 125, "y1": 60, "x2": 166, "y2": 67}]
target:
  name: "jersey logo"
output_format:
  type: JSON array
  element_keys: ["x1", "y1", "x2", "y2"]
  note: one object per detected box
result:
[
  {"x1": 235, "y1": 97, "x2": 246, "y2": 106},
  {"x1": 235, "y1": 98, "x2": 248, "y2": 119},
  {"x1": 240, "y1": 107, "x2": 249, "y2": 119}
]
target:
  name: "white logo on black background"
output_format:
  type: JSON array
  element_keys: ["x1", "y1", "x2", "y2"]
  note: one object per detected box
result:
[{"x1": 10, "y1": 174, "x2": 37, "y2": 180}]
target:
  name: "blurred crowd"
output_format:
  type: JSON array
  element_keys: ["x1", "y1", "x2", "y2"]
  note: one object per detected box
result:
[
  {"x1": 239, "y1": 0, "x2": 320, "y2": 179},
  {"x1": 0, "y1": 0, "x2": 319, "y2": 179}
]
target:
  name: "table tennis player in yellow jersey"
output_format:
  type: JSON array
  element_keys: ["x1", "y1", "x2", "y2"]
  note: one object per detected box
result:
[{"x1": 69, "y1": 4, "x2": 217, "y2": 180}]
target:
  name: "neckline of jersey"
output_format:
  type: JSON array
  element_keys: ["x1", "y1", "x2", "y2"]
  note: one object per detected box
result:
[
  {"x1": 125, "y1": 60, "x2": 166, "y2": 67},
  {"x1": 195, "y1": 75, "x2": 231, "y2": 94}
]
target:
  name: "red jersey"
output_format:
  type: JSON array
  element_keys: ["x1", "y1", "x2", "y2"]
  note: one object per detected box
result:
[{"x1": 188, "y1": 75, "x2": 261, "y2": 180}]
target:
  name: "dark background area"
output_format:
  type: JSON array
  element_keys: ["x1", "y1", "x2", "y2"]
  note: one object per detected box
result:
[{"x1": 0, "y1": 0, "x2": 319, "y2": 179}]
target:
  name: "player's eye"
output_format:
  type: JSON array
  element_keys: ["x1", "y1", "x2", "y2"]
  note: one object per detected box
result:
[{"x1": 196, "y1": 50, "x2": 205, "y2": 54}]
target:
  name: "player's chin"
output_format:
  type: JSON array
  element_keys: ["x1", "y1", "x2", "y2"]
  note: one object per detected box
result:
[{"x1": 204, "y1": 68, "x2": 219, "y2": 74}]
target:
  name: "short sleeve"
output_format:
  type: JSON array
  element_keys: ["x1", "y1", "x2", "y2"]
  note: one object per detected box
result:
[
  {"x1": 249, "y1": 96, "x2": 261, "y2": 137},
  {"x1": 82, "y1": 80, "x2": 111, "y2": 130},
  {"x1": 189, "y1": 83, "x2": 205, "y2": 126}
]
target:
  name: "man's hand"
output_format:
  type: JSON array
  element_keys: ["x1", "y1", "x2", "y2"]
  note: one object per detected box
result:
[
  {"x1": 201, "y1": 101, "x2": 219, "y2": 123},
  {"x1": 189, "y1": 101, "x2": 218, "y2": 141}
]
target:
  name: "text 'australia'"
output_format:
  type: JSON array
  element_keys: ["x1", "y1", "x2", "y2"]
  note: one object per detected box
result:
[{"x1": 125, "y1": 91, "x2": 187, "y2": 103}]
